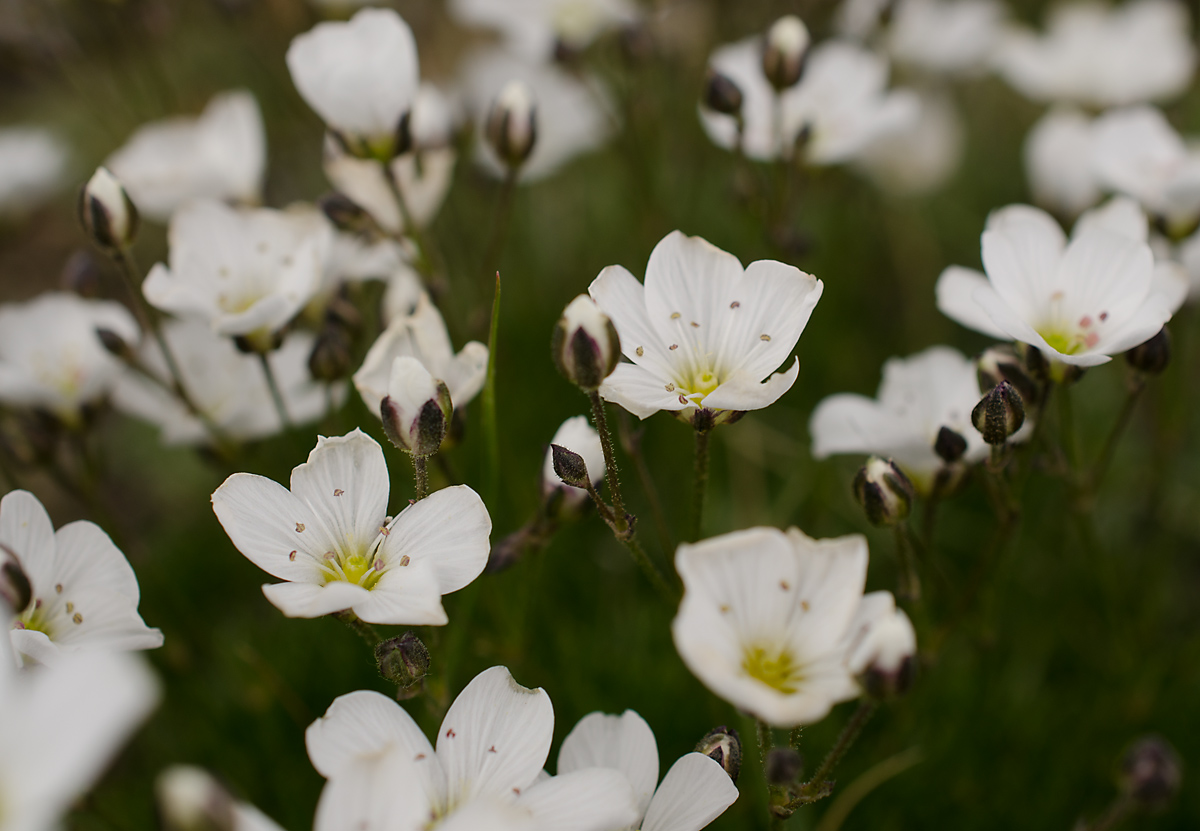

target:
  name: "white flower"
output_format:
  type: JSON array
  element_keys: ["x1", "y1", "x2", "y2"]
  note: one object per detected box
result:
[
  {"x1": 935, "y1": 200, "x2": 1186, "y2": 369},
  {"x1": 0, "y1": 127, "x2": 68, "y2": 216},
  {"x1": 0, "y1": 641, "x2": 158, "y2": 831},
  {"x1": 1090, "y1": 106, "x2": 1200, "y2": 233},
  {"x1": 306, "y1": 665, "x2": 639, "y2": 831},
  {"x1": 887, "y1": 0, "x2": 1005, "y2": 76},
  {"x1": 809, "y1": 346, "x2": 988, "y2": 492},
  {"x1": 112, "y1": 320, "x2": 339, "y2": 445},
  {"x1": 354, "y1": 293, "x2": 488, "y2": 419},
  {"x1": 854, "y1": 90, "x2": 964, "y2": 196},
  {"x1": 157, "y1": 766, "x2": 286, "y2": 831},
  {"x1": 1, "y1": 490, "x2": 162, "y2": 667},
  {"x1": 700, "y1": 38, "x2": 917, "y2": 164},
  {"x1": 994, "y1": 0, "x2": 1196, "y2": 108},
  {"x1": 143, "y1": 200, "x2": 331, "y2": 341},
  {"x1": 558, "y1": 710, "x2": 739, "y2": 831},
  {"x1": 542, "y1": 416, "x2": 605, "y2": 502},
  {"x1": 80, "y1": 166, "x2": 137, "y2": 250},
  {"x1": 672, "y1": 526, "x2": 898, "y2": 727},
  {"x1": 105, "y1": 90, "x2": 266, "y2": 222},
  {"x1": 286, "y1": 7, "x2": 420, "y2": 149},
  {"x1": 449, "y1": 0, "x2": 637, "y2": 62},
  {"x1": 0, "y1": 292, "x2": 139, "y2": 422},
  {"x1": 211, "y1": 429, "x2": 491, "y2": 625},
  {"x1": 461, "y1": 47, "x2": 615, "y2": 182},
  {"x1": 1024, "y1": 107, "x2": 1101, "y2": 218},
  {"x1": 588, "y1": 230, "x2": 823, "y2": 421},
  {"x1": 381, "y1": 357, "x2": 451, "y2": 456}
]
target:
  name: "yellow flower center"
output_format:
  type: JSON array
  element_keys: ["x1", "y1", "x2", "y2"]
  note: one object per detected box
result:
[
  {"x1": 742, "y1": 645, "x2": 804, "y2": 694},
  {"x1": 690, "y1": 369, "x2": 720, "y2": 397},
  {"x1": 320, "y1": 548, "x2": 385, "y2": 590}
]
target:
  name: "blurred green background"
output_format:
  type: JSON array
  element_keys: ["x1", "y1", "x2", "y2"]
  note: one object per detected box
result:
[{"x1": 2, "y1": 0, "x2": 1199, "y2": 828}]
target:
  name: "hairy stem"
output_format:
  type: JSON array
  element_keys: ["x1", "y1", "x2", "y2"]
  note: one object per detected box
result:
[{"x1": 691, "y1": 428, "x2": 711, "y2": 541}]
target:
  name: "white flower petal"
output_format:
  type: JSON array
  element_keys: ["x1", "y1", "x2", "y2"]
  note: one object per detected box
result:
[
  {"x1": 641, "y1": 753, "x2": 738, "y2": 831},
  {"x1": 558, "y1": 711, "x2": 658, "y2": 819},
  {"x1": 306, "y1": 689, "x2": 440, "y2": 787},
  {"x1": 312, "y1": 752, "x2": 433, "y2": 831},
  {"x1": 349, "y1": 558, "x2": 449, "y2": 626},
  {"x1": 700, "y1": 358, "x2": 799, "y2": 412},
  {"x1": 0, "y1": 489, "x2": 57, "y2": 593},
  {"x1": 598, "y1": 362, "x2": 691, "y2": 419},
  {"x1": 380, "y1": 485, "x2": 491, "y2": 595},
  {"x1": 261, "y1": 581, "x2": 372, "y2": 618},
  {"x1": 589, "y1": 264, "x2": 674, "y2": 378},
  {"x1": 516, "y1": 768, "x2": 639, "y2": 831},
  {"x1": 290, "y1": 430, "x2": 390, "y2": 558}
]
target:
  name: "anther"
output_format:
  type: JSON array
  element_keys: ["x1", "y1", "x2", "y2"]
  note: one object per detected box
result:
[
  {"x1": 671, "y1": 312, "x2": 681, "y2": 320},
  {"x1": 730, "y1": 301, "x2": 740, "y2": 308},
  {"x1": 636, "y1": 346, "x2": 644, "y2": 356},
  {"x1": 760, "y1": 334, "x2": 771, "y2": 341},
  {"x1": 665, "y1": 383, "x2": 675, "y2": 391},
  {"x1": 670, "y1": 344, "x2": 679, "y2": 350},
  {"x1": 400, "y1": 555, "x2": 411, "y2": 566},
  {"x1": 296, "y1": 523, "x2": 305, "y2": 532},
  {"x1": 73, "y1": 613, "x2": 83, "y2": 624},
  {"x1": 334, "y1": 488, "x2": 344, "y2": 496}
]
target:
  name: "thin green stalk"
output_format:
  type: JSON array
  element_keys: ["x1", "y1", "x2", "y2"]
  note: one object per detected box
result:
[
  {"x1": 691, "y1": 428, "x2": 711, "y2": 541},
  {"x1": 413, "y1": 455, "x2": 430, "y2": 501},
  {"x1": 617, "y1": 412, "x2": 675, "y2": 559},
  {"x1": 382, "y1": 160, "x2": 436, "y2": 281},
  {"x1": 814, "y1": 747, "x2": 923, "y2": 831},
  {"x1": 481, "y1": 167, "x2": 520, "y2": 288},
  {"x1": 756, "y1": 718, "x2": 782, "y2": 829},
  {"x1": 893, "y1": 523, "x2": 920, "y2": 603},
  {"x1": 258, "y1": 352, "x2": 293, "y2": 430},
  {"x1": 483, "y1": 274, "x2": 501, "y2": 508},
  {"x1": 1086, "y1": 379, "x2": 1145, "y2": 495},
  {"x1": 334, "y1": 610, "x2": 381, "y2": 649},
  {"x1": 1058, "y1": 381, "x2": 1080, "y2": 474},
  {"x1": 797, "y1": 701, "x2": 879, "y2": 804}
]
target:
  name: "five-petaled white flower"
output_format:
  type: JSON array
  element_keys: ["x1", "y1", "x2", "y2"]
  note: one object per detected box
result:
[
  {"x1": 558, "y1": 709, "x2": 739, "y2": 831},
  {"x1": 672, "y1": 525, "x2": 902, "y2": 727},
  {"x1": 994, "y1": 0, "x2": 1196, "y2": 108},
  {"x1": 588, "y1": 230, "x2": 822, "y2": 423},
  {"x1": 809, "y1": 346, "x2": 988, "y2": 492},
  {"x1": 354, "y1": 293, "x2": 488, "y2": 420},
  {"x1": 306, "y1": 665, "x2": 639, "y2": 831},
  {"x1": 142, "y1": 200, "x2": 332, "y2": 345},
  {"x1": 211, "y1": 429, "x2": 490, "y2": 624},
  {"x1": 1, "y1": 490, "x2": 163, "y2": 667},
  {"x1": 0, "y1": 292, "x2": 139, "y2": 424},
  {"x1": 0, "y1": 127, "x2": 68, "y2": 216},
  {"x1": 935, "y1": 200, "x2": 1186, "y2": 371},
  {"x1": 0, "y1": 637, "x2": 158, "y2": 831},
  {"x1": 105, "y1": 90, "x2": 266, "y2": 222}
]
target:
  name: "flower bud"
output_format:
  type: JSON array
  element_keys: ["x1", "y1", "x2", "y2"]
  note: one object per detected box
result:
[
  {"x1": 765, "y1": 747, "x2": 803, "y2": 785},
  {"x1": 703, "y1": 69, "x2": 744, "y2": 117},
  {"x1": 972, "y1": 381, "x2": 1025, "y2": 445},
  {"x1": 486, "y1": 80, "x2": 538, "y2": 170},
  {"x1": 78, "y1": 166, "x2": 139, "y2": 251},
  {"x1": 761, "y1": 16, "x2": 810, "y2": 91},
  {"x1": 853, "y1": 456, "x2": 914, "y2": 527},
  {"x1": 552, "y1": 295, "x2": 620, "y2": 391},
  {"x1": 61, "y1": 250, "x2": 104, "y2": 298},
  {"x1": 381, "y1": 357, "x2": 452, "y2": 457},
  {"x1": 849, "y1": 608, "x2": 917, "y2": 701},
  {"x1": 1125, "y1": 327, "x2": 1171, "y2": 376},
  {"x1": 977, "y1": 344, "x2": 1038, "y2": 407},
  {"x1": 318, "y1": 192, "x2": 373, "y2": 235},
  {"x1": 375, "y1": 631, "x2": 430, "y2": 699},
  {"x1": 695, "y1": 725, "x2": 742, "y2": 783},
  {"x1": 550, "y1": 444, "x2": 591, "y2": 490},
  {"x1": 933, "y1": 426, "x2": 967, "y2": 464},
  {"x1": 0, "y1": 543, "x2": 32, "y2": 614},
  {"x1": 1119, "y1": 736, "x2": 1181, "y2": 810},
  {"x1": 96, "y1": 327, "x2": 136, "y2": 362},
  {"x1": 542, "y1": 416, "x2": 605, "y2": 513},
  {"x1": 156, "y1": 765, "x2": 235, "y2": 831},
  {"x1": 308, "y1": 321, "x2": 355, "y2": 382}
]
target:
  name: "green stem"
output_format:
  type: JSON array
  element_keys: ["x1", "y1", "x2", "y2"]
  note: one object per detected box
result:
[
  {"x1": 382, "y1": 159, "x2": 436, "y2": 281},
  {"x1": 334, "y1": 610, "x2": 381, "y2": 649},
  {"x1": 617, "y1": 412, "x2": 675, "y2": 559},
  {"x1": 691, "y1": 428, "x2": 711, "y2": 541},
  {"x1": 621, "y1": 535, "x2": 679, "y2": 607},
  {"x1": 797, "y1": 701, "x2": 879, "y2": 804},
  {"x1": 814, "y1": 747, "x2": 924, "y2": 831},
  {"x1": 1086, "y1": 378, "x2": 1145, "y2": 495},
  {"x1": 413, "y1": 455, "x2": 429, "y2": 501},
  {"x1": 893, "y1": 523, "x2": 920, "y2": 603},
  {"x1": 257, "y1": 352, "x2": 292, "y2": 430},
  {"x1": 483, "y1": 274, "x2": 502, "y2": 508},
  {"x1": 588, "y1": 391, "x2": 627, "y2": 529},
  {"x1": 1058, "y1": 381, "x2": 1079, "y2": 475}
]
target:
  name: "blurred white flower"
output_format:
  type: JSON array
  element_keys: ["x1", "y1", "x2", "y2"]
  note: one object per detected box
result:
[
  {"x1": 354, "y1": 293, "x2": 488, "y2": 419},
  {"x1": 887, "y1": 0, "x2": 1006, "y2": 76},
  {"x1": 286, "y1": 7, "x2": 420, "y2": 152},
  {"x1": 0, "y1": 292, "x2": 139, "y2": 422},
  {"x1": 1024, "y1": 107, "x2": 1101, "y2": 218},
  {"x1": 672, "y1": 526, "x2": 899, "y2": 727},
  {"x1": 449, "y1": 0, "x2": 637, "y2": 61},
  {"x1": 995, "y1": 0, "x2": 1196, "y2": 108},
  {"x1": 542, "y1": 415, "x2": 604, "y2": 503},
  {"x1": 936, "y1": 200, "x2": 1186, "y2": 371},
  {"x1": 700, "y1": 38, "x2": 917, "y2": 165},
  {"x1": 588, "y1": 230, "x2": 822, "y2": 422},
  {"x1": 381, "y1": 356, "x2": 451, "y2": 456},
  {"x1": 810, "y1": 346, "x2": 988, "y2": 492},
  {"x1": 105, "y1": 90, "x2": 266, "y2": 222},
  {"x1": 211, "y1": 429, "x2": 491, "y2": 624},
  {"x1": 461, "y1": 47, "x2": 614, "y2": 182},
  {"x1": 306, "y1": 665, "x2": 639, "y2": 831},
  {"x1": 558, "y1": 710, "x2": 739, "y2": 831},
  {"x1": 1, "y1": 489, "x2": 162, "y2": 666},
  {"x1": 1091, "y1": 106, "x2": 1200, "y2": 234},
  {"x1": 0, "y1": 127, "x2": 68, "y2": 216},
  {"x1": 113, "y1": 320, "x2": 338, "y2": 445},
  {"x1": 157, "y1": 765, "x2": 286, "y2": 831},
  {"x1": 854, "y1": 90, "x2": 964, "y2": 196},
  {"x1": 0, "y1": 639, "x2": 158, "y2": 831},
  {"x1": 835, "y1": 0, "x2": 891, "y2": 40},
  {"x1": 142, "y1": 200, "x2": 331, "y2": 343}
]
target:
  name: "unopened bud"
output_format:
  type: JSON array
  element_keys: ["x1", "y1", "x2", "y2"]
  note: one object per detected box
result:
[
  {"x1": 156, "y1": 765, "x2": 235, "y2": 831},
  {"x1": 761, "y1": 16, "x2": 810, "y2": 90},
  {"x1": 0, "y1": 544, "x2": 32, "y2": 614},
  {"x1": 695, "y1": 725, "x2": 742, "y2": 783},
  {"x1": 381, "y1": 357, "x2": 452, "y2": 457},
  {"x1": 308, "y1": 322, "x2": 354, "y2": 382},
  {"x1": 977, "y1": 344, "x2": 1038, "y2": 407},
  {"x1": 61, "y1": 250, "x2": 104, "y2": 298},
  {"x1": 552, "y1": 295, "x2": 620, "y2": 391},
  {"x1": 1125, "y1": 327, "x2": 1171, "y2": 376},
  {"x1": 78, "y1": 166, "x2": 139, "y2": 251},
  {"x1": 1119, "y1": 736, "x2": 1181, "y2": 810},
  {"x1": 550, "y1": 444, "x2": 591, "y2": 490},
  {"x1": 853, "y1": 456, "x2": 914, "y2": 527},
  {"x1": 375, "y1": 631, "x2": 430, "y2": 698},
  {"x1": 933, "y1": 426, "x2": 967, "y2": 464},
  {"x1": 972, "y1": 381, "x2": 1025, "y2": 445},
  {"x1": 318, "y1": 192, "x2": 372, "y2": 235},
  {"x1": 96, "y1": 327, "x2": 135, "y2": 361},
  {"x1": 850, "y1": 608, "x2": 917, "y2": 701},
  {"x1": 486, "y1": 80, "x2": 537, "y2": 170},
  {"x1": 703, "y1": 70, "x2": 744, "y2": 117},
  {"x1": 765, "y1": 747, "x2": 803, "y2": 785},
  {"x1": 392, "y1": 110, "x2": 413, "y2": 159}
]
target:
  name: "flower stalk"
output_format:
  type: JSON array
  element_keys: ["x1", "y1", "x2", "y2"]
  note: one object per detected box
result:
[
  {"x1": 257, "y1": 352, "x2": 293, "y2": 431},
  {"x1": 691, "y1": 427, "x2": 712, "y2": 541}
]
